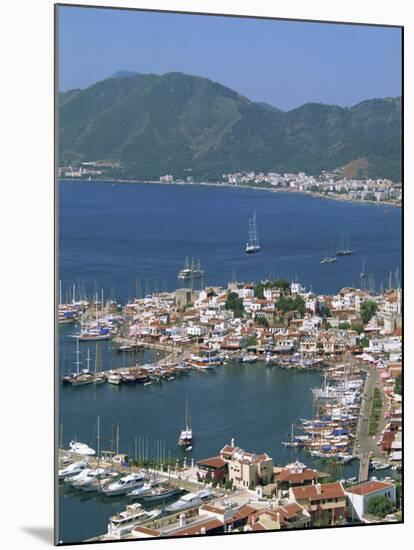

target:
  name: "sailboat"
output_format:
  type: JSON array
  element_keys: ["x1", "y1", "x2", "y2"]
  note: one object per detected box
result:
[
  {"x1": 93, "y1": 344, "x2": 106, "y2": 384},
  {"x1": 336, "y1": 233, "x2": 353, "y2": 256},
  {"x1": 178, "y1": 398, "x2": 193, "y2": 450},
  {"x1": 245, "y1": 210, "x2": 260, "y2": 253}
]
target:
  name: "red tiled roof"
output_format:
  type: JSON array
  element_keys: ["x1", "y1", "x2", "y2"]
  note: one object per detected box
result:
[
  {"x1": 171, "y1": 518, "x2": 223, "y2": 536},
  {"x1": 197, "y1": 456, "x2": 227, "y2": 469},
  {"x1": 346, "y1": 480, "x2": 394, "y2": 496},
  {"x1": 292, "y1": 481, "x2": 345, "y2": 501},
  {"x1": 276, "y1": 469, "x2": 318, "y2": 483},
  {"x1": 227, "y1": 505, "x2": 257, "y2": 523}
]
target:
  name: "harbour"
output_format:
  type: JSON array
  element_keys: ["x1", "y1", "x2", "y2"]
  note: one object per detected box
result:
[{"x1": 58, "y1": 180, "x2": 402, "y2": 542}]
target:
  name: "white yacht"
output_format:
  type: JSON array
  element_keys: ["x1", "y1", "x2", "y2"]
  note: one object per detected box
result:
[
  {"x1": 245, "y1": 210, "x2": 260, "y2": 253},
  {"x1": 58, "y1": 458, "x2": 89, "y2": 481},
  {"x1": 164, "y1": 489, "x2": 211, "y2": 513},
  {"x1": 107, "y1": 503, "x2": 162, "y2": 538},
  {"x1": 128, "y1": 478, "x2": 164, "y2": 499},
  {"x1": 71, "y1": 468, "x2": 107, "y2": 488},
  {"x1": 69, "y1": 440, "x2": 96, "y2": 456},
  {"x1": 102, "y1": 472, "x2": 147, "y2": 496}
]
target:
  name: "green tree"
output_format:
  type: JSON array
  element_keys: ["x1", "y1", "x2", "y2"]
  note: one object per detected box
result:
[
  {"x1": 351, "y1": 323, "x2": 365, "y2": 335},
  {"x1": 366, "y1": 495, "x2": 394, "y2": 518},
  {"x1": 361, "y1": 300, "x2": 378, "y2": 324},
  {"x1": 277, "y1": 295, "x2": 305, "y2": 316},
  {"x1": 338, "y1": 322, "x2": 351, "y2": 330},
  {"x1": 256, "y1": 316, "x2": 269, "y2": 328},
  {"x1": 394, "y1": 373, "x2": 402, "y2": 395},
  {"x1": 243, "y1": 335, "x2": 258, "y2": 348},
  {"x1": 225, "y1": 292, "x2": 244, "y2": 318}
]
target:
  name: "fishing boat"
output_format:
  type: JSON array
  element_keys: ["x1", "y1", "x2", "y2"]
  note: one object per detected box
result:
[
  {"x1": 164, "y1": 489, "x2": 211, "y2": 513},
  {"x1": 178, "y1": 398, "x2": 193, "y2": 449},
  {"x1": 178, "y1": 258, "x2": 204, "y2": 280},
  {"x1": 107, "y1": 503, "x2": 162, "y2": 538},
  {"x1": 102, "y1": 472, "x2": 147, "y2": 496},
  {"x1": 245, "y1": 210, "x2": 260, "y2": 253}
]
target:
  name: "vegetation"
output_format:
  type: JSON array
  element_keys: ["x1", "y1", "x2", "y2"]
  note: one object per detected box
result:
[
  {"x1": 225, "y1": 292, "x2": 244, "y2": 318},
  {"x1": 394, "y1": 373, "x2": 402, "y2": 395},
  {"x1": 243, "y1": 335, "x2": 258, "y2": 348},
  {"x1": 369, "y1": 387, "x2": 383, "y2": 436},
  {"x1": 361, "y1": 300, "x2": 378, "y2": 324},
  {"x1": 366, "y1": 495, "x2": 394, "y2": 518},
  {"x1": 59, "y1": 72, "x2": 402, "y2": 181},
  {"x1": 256, "y1": 316, "x2": 269, "y2": 328},
  {"x1": 254, "y1": 279, "x2": 290, "y2": 299},
  {"x1": 324, "y1": 458, "x2": 344, "y2": 482},
  {"x1": 351, "y1": 323, "x2": 365, "y2": 335},
  {"x1": 277, "y1": 295, "x2": 306, "y2": 316},
  {"x1": 338, "y1": 322, "x2": 351, "y2": 330}
]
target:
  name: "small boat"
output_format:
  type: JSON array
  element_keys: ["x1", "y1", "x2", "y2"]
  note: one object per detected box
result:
[
  {"x1": 107, "y1": 373, "x2": 122, "y2": 385},
  {"x1": 164, "y1": 489, "x2": 211, "y2": 513},
  {"x1": 102, "y1": 472, "x2": 147, "y2": 496},
  {"x1": 121, "y1": 373, "x2": 136, "y2": 384},
  {"x1": 127, "y1": 479, "x2": 164, "y2": 499},
  {"x1": 69, "y1": 440, "x2": 95, "y2": 456}
]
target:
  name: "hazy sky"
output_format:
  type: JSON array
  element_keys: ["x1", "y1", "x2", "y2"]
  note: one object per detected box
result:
[{"x1": 58, "y1": 5, "x2": 402, "y2": 110}]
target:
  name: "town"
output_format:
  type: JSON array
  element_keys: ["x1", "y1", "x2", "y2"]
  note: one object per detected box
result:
[
  {"x1": 58, "y1": 161, "x2": 402, "y2": 206},
  {"x1": 59, "y1": 275, "x2": 402, "y2": 539}
]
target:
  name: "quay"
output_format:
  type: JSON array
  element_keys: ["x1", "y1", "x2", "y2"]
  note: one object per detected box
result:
[{"x1": 353, "y1": 365, "x2": 389, "y2": 482}]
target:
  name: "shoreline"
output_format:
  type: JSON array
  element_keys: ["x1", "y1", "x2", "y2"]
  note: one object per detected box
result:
[{"x1": 59, "y1": 178, "x2": 401, "y2": 209}]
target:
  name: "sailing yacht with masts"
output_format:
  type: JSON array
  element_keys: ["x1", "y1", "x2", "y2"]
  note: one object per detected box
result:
[
  {"x1": 336, "y1": 232, "x2": 353, "y2": 256},
  {"x1": 178, "y1": 398, "x2": 193, "y2": 450},
  {"x1": 245, "y1": 210, "x2": 260, "y2": 253}
]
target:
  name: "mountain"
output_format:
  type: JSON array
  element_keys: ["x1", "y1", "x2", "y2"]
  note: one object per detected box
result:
[{"x1": 59, "y1": 72, "x2": 402, "y2": 181}]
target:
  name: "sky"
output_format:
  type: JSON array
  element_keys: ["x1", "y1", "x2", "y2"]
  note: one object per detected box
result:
[{"x1": 58, "y1": 6, "x2": 402, "y2": 110}]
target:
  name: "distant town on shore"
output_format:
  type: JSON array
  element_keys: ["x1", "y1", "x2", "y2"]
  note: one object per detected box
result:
[{"x1": 59, "y1": 161, "x2": 402, "y2": 207}]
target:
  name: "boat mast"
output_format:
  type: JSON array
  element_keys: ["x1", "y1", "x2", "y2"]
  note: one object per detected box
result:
[{"x1": 75, "y1": 338, "x2": 82, "y2": 375}]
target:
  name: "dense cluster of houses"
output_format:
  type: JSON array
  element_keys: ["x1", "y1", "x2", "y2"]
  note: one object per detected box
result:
[{"x1": 222, "y1": 170, "x2": 401, "y2": 204}]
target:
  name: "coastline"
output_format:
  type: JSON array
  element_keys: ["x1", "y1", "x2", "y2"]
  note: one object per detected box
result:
[{"x1": 59, "y1": 178, "x2": 401, "y2": 209}]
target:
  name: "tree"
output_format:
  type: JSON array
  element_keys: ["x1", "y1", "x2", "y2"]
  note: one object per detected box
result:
[
  {"x1": 225, "y1": 292, "x2": 244, "y2": 318},
  {"x1": 243, "y1": 335, "x2": 258, "y2": 348},
  {"x1": 351, "y1": 323, "x2": 365, "y2": 335},
  {"x1": 277, "y1": 295, "x2": 305, "y2": 316},
  {"x1": 361, "y1": 300, "x2": 378, "y2": 324},
  {"x1": 366, "y1": 495, "x2": 394, "y2": 518},
  {"x1": 256, "y1": 316, "x2": 269, "y2": 328},
  {"x1": 394, "y1": 373, "x2": 402, "y2": 395},
  {"x1": 338, "y1": 322, "x2": 351, "y2": 330}
]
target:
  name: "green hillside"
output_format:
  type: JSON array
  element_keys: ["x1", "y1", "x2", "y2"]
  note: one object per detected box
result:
[{"x1": 59, "y1": 72, "x2": 402, "y2": 181}]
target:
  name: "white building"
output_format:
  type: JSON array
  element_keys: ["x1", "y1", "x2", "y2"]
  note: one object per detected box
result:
[{"x1": 346, "y1": 480, "x2": 396, "y2": 522}]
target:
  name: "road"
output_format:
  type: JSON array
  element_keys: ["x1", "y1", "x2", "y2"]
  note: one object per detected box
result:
[{"x1": 353, "y1": 366, "x2": 388, "y2": 481}]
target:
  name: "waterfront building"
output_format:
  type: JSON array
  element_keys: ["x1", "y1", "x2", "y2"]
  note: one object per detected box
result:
[
  {"x1": 220, "y1": 443, "x2": 274, "y2": 489},
  {"x1": 289, "y1": 482, "x2": 347, "y2": 525},
  {"x1": 345, "y1": 480, "x2": 396, "y2": 522}
]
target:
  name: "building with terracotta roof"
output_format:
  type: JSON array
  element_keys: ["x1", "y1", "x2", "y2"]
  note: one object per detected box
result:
[
  {"x1": 219, "y1": 442, "x2": 274, "y2": 489},
  {"x1": 289, "y1": 481, "x2": 346, "y2": 525},
  {"x1": 275, "y1": 461, "x2": 320, "y2": 495},
  {"x1": 345, "y1": 480, "x2": 396, "y2": 522},
  {"x1": 245, "y1": 501, "x2": 311, "y2": 531}
]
